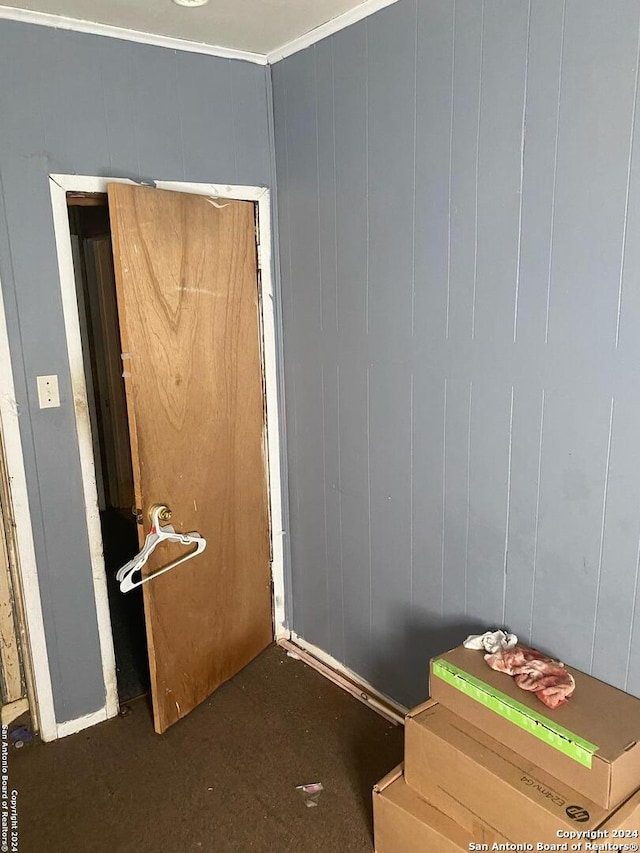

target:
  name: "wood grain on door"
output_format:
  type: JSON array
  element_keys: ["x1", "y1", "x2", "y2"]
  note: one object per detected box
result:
[{"x1": 108, "y1": 184, "x2": 272, "y2": 733}]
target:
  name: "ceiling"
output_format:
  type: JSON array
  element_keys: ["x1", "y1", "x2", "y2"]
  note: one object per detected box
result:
[{"x1": 3, "y1": 0, "x2": 382, "y2": 57}]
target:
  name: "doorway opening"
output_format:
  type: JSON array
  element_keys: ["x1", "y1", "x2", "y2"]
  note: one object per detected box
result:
[
  {"x1": 67, "y1": 193, "x2": 150, "y2": 704},
  {"x1": 45, "y1": 175, "x2": 285, "y2": 739}
]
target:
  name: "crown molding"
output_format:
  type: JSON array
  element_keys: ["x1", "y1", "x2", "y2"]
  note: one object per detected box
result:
[
  {"x1": 0, "y1": 5, "x2": 268, "y2": 64},
  {"x1": 266, "y1": 0, "x2": 400, "y2": 63},
  {"x1": 0, "y1": 1, "x2": 402, "y2": 66}
]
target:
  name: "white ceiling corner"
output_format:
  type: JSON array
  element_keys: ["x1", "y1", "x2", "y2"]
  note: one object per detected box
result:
[{"x1": 0, "y1": 0, "x2": 401, "y2": 63}]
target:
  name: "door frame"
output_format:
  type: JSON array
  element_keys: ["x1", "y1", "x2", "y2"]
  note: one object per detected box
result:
[{"x1": 45, "y1": 174, "x2": 287, "y2": 738}]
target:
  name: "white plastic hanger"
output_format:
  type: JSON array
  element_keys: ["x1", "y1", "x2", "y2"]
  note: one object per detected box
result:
[{"x1": 116, "y1": 504, "x2": 207, "y2": 594}]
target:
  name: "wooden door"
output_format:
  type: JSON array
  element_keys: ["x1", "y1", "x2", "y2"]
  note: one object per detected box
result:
[{"x1": 107, "y1": 184, "x2": 272, "y2": 733}]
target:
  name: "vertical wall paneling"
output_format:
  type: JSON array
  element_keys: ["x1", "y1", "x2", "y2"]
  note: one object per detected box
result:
[
  {"x1": 465, "y1": 381, "x2": 513, "y2": 629},
  {"x1": 473, "y1": 0, "x2": 529, "y2": 346},
  {"x1": 130, "y1": 45, "x2": 185, "y2": 182},
  {"x1": 547, "y1": 0, "x2": 639, "y2": 355},
  {"x1": 513, "y1": 0, "x2": 565, "y2": 349},
  {"x1": 231, "y1": 60, "x2": 272, "y2": 186},
  {"x1": 448, "y1": 0, "x2": 483, "y2": 346},
  {"x1": 316, "y1": 40, "x2": 345, "y2": 661},
  {"x1": 176, "y1": 53, "x2": 235, "y2": 183},
  {"x1": 331, "y1": 25, "x2": 372, "y2": 679},
  {"x1": 98, "y1": 40, "x2": 139, "y2": 177},
  {"x1": 465, "y1": 0, "x2": 529, "y2": 633},
  {"x1": 273, "y1": 0, "x2": 640, "y2": 707},
  {"x1": 592, "y1": 396, "x2": 640, "y2": 688},
  {"x1": 441, "y1": 379, "x2": 472, "y2": 632},
  {"x1": 616, "y1": 11, "x2": 640, "y2": 354},
  {"x1": 367, "y1": 2, "x2": 415, "y2": 701},
  {"x1": 503, "y1": 387, "x2": 545, "y2": 638},
  {"x1": 38, "y1": 29, "x2": 112, "y2": 176},
  {"x1": 409, "y1": 1, "x2": 454, "y2": 688},
  {"x1": 281, "y1": 50, "x2": 330, "y2": 652},
  {"x1": 531, "y1": 390, "x2": 613, "y2": 671},
  {"x1": 412, "y1": 0, "x2": 453, "y2": 347}
]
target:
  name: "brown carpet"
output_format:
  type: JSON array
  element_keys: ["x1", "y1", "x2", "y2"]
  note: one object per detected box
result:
[{"x1": 10, "y1": 646, "x2": 403, "y2": 853}]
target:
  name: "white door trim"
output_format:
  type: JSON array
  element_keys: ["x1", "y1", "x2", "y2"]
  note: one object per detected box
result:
[
  {"x1": 0, "y1": 274, "x2": 58, "y2": 741},
  {"x1": 49, "y1": 174, "x2": 287, "y2": 738}
]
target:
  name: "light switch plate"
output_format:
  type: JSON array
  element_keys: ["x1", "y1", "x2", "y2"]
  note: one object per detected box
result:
[{"x1": 37, "y1": 375, "x2": 60, "y2": 409}]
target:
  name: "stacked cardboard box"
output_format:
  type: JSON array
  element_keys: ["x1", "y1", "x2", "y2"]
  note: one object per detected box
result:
[{"x1": 374, "y1": 645, "x2": 640, "y2": 852}]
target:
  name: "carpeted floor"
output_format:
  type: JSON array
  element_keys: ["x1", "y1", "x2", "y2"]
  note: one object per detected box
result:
[{"x1": 10, "y1": 646, "x2": 404, "y2": 853}]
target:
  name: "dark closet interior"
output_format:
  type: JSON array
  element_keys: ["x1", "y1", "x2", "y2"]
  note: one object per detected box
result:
[{"x1": 68, "y1": 194, "x2": 149, "y2": 704}]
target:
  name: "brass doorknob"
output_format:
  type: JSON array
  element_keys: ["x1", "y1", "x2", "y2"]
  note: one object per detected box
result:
[{"x1": 149, "y1": 504, "x2": 172, "y2": 523}]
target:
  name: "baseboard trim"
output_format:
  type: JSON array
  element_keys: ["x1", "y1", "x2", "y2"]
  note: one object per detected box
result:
[{"x1": 278, "y1": 634, "x2": 406, "y2": 725}]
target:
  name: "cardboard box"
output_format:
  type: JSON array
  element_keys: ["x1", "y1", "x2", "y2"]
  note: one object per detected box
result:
[
  {"x1": 373, "y1": 764, "x2": 506, "y2": 853},
  {"x1": 373, "y1": 764, "x2": 467, "y2": 853},
  {"x1": 430, "y1": 645, "x2": 640, "y2": 808},
  {"x1": 601, "y1": 785, "x2": 640, "y2": 832},
  {"x1": 405, "y1": 700, "x2": 612, "y2": 845}
]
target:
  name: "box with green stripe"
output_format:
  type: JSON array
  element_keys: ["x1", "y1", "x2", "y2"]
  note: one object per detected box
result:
[
  {"x1": 429, "y1": 645, "x2": 640, "y2": 810},
  {"x1": 432, "y1": 659, "x2": 597, "y2": 767}
]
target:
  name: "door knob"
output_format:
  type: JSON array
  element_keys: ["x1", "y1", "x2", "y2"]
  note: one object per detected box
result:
[
  {"x1": 149, "y1": 504, "x2": 172, "y2": 523},
  {"x1": 116, "y1": 504, "x2": 206, "y2": 593}
]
